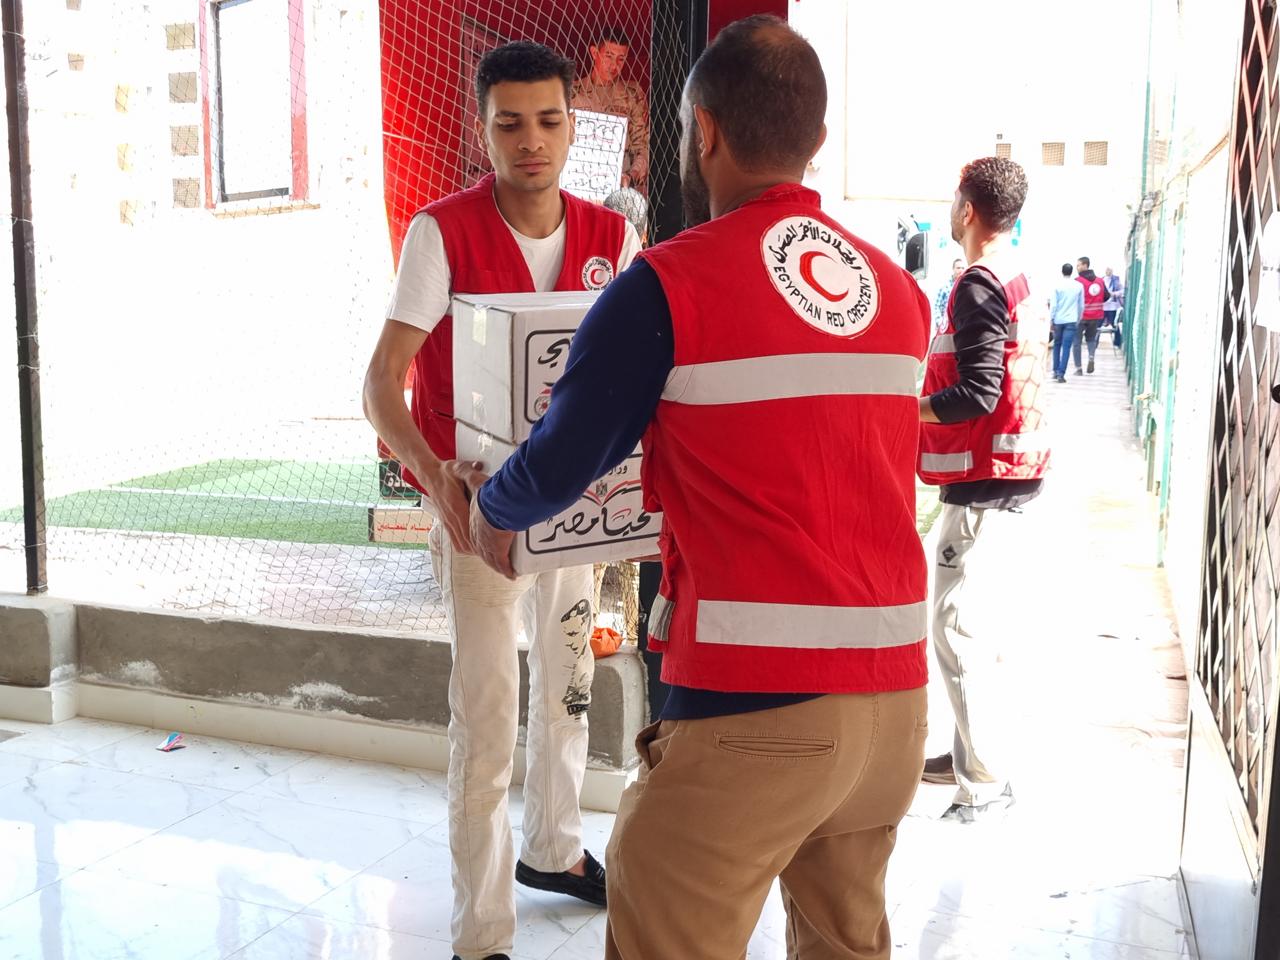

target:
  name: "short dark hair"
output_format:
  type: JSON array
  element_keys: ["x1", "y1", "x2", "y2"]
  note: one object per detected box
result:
[
  {"x1": 476, "y1": 41, "x2": 574, "y2": 115},
  {"x1": 957, "y1": 156, "x2": 1027, "y2": 232},
  {"x1": 687, "y1": 15, "x2": 826, "y2": 172},
  {"x1": 1077, "y1": 255, "x2": 1091, "y2": 268},
  {"x1": 1061, "y1": 263, "x2": 1073, "y2": 276},
  {"x1": 952, "y1": 258, "x2": 964, "y2": 268},
  {"x1": 592, "y1": 27, "x2": 630, "y2": 48}
]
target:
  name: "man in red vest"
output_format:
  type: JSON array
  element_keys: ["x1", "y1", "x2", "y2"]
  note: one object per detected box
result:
[
  {"x1": 918, "y1": 156, "x2": 1050, "y2": 822},
  {"x1": 1073, "y1": 255, "x2": 1109, "y2": 374},
  {"x1": 458, "y1": 17, "x2": 931, "y2": 958},
  {"x1": 363, "y1": 42, "x2": 641, "y2": 960}
]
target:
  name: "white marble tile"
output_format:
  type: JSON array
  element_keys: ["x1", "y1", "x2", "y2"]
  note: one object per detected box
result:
[
  {"x1": 226, "y1": 914, "x2": 450, "y2": 960},
  {"x1": 0, "y1": 762, "x2": 232, "y2": 871},
  {"x1": 0, "y1": 751, "x2": 54, "y2": 789},
  {"x1": 78, "y1": 729, "x2": 312, "y2": 791},
  {"x1": 249, "y1": 753, "x2": 450, "y2": 825},
  {"x1": 305, "y1": 824, "x2": 597, "y2": 959},
  {"x1": 900, "y1": 870, "x2": 1191, "y2": 954},
  {"x1": 549, "y1": 911, "x2": 607, "y2": 959},
  {"x1": 0, "y1": 869, "x2": 293, "y2": 960},
  {"x1": 888, "y1": 908, "x2": 1194, "y2": 959},
  {"x1": 0, "y1": 859, "x2": 64, "y2": 912},
  {"x1": 0, "y1": 718, "x2": 143, "y2": 762},
  {"x1": 86, "y1": 791, "x2": 426, "y2": 913}
]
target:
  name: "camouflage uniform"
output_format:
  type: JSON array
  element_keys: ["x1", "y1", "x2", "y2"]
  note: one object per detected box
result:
[{"x1": 571, "y1": 77, "x2": 649, "y2": 189}]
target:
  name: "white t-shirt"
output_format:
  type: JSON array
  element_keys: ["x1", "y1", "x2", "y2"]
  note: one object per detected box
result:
[{"x1": 386, "y1": 204, "x2": 642, "y2": 332}]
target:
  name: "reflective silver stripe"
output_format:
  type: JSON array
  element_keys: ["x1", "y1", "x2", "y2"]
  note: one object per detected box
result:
[
  {"x1": 649, "y1": 593, "x2": 673, "y2": 642},
  {"x1": 661, "y1": 353, "x2": 920, "y2": 404},
  {"x1": 920, "y1": 451, "x2": 973, "y2": 473},
  {"x1": 695, "y1": 599, "x2": 927, "y2": 650},
  {"x1": 932, "y1": 323, "x2": 1020, "y2": 356},
  {"x1": 992, "y1": 431, "x2": 1050, "y2": 454}
]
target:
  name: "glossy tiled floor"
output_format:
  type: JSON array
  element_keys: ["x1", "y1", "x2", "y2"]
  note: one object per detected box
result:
[
  {"x1": 0, "y1": 349, "x2": 1197, "y2": 959},
  {"x1": 0, "y1": 712, "x2": 1194, "y2": 960}
]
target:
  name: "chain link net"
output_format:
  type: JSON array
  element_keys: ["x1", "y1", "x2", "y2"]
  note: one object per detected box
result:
[{"x1": 0, "y1": 0, "x2": 681, "y2": 639}]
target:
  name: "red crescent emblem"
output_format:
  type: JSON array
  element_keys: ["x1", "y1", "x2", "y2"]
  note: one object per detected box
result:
[
  {"x1": 798, "y1": 251, "x2": 849, "y2": 302},
  {"x1": 589, "y1": 266, "x2": 609, "y2": 286}
]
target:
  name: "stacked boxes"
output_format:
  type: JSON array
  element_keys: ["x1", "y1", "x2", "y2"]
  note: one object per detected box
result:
[{"x1": 452, "y1": 292, "x2": 660, "y2": 574}]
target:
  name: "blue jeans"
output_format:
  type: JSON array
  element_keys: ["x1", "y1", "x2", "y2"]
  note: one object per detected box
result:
[{"x1": 1052, "y1": 323, "x2": 1076, "y2": 378}]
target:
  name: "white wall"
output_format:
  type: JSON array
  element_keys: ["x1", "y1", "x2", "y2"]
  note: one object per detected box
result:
[
  {"x1": 791, "y1": 0, "x2": 1148, "y2": 302},
  {"x1": 4, "y1": 0, "x2": 391, "y2": 500}
]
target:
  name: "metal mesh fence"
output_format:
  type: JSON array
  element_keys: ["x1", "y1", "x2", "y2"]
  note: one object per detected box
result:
[{"x1": 2, "y1": 0, "x2": 682, "y2": 637}]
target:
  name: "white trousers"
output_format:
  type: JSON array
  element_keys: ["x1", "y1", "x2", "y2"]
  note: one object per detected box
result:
[
  {"x1": 932, "y1": 502, "x2": 1019, "y2": 807},
  {"x1": 429, "y1": 523, "x2": 596, "y2": 960}
]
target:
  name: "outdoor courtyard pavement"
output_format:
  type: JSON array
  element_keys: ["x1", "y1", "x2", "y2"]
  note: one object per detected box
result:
[{"x1": 0, "y1": 334, "x2": 1198, "y2": 959}]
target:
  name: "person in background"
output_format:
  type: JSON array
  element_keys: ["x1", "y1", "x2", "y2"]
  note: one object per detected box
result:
[
  {"x1": 1104, "y1": 265, "x2": 1125, "y2": 348},
  {"x1": 459, "y1": 17, "x2": 931, "y2": 957},
  {"x1": 1048, "y1": 262, "x2": 1083, "y2": 383},
  {"x1": 934, "y1": 257, "x2": 965, "y2": 333},
  {"x1": 362, "y1": 41, "x2": 641, "y2": 960},
  {"x1": 918, "y1": 156, "x2": 1050, "y2": 823},
  {"x1": 603, "y1": 186, "x2": 648, "y2": 243},
  {"x1": 1073, "y1": 255, "x2": 1107, "y2": 374},
  {"x1": 571, "y1": 27, "x2": 649, "y2": 191}
]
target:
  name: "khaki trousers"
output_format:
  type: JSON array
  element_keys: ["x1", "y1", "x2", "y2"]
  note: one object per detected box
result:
[{"x1": 604, "y1": 688, "x2": 928, "y2": 959}]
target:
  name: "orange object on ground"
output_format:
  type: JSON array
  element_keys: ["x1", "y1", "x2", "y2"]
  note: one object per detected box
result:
[{"x1": 591, "y1": 627, "x2": 623, "y2": 658}]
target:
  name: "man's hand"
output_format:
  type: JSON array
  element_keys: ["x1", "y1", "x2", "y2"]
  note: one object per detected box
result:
[
  {"x1": 418, "y1": 459, "x2": 477, "y2": 554},
  {"x1": 449, "y1": 460, "x2": 518, "y2": 579}
]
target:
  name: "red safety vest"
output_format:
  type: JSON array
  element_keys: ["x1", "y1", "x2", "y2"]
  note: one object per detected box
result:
[
  {"x1": 640, "y1": 183, "x2": 930, "y2": 694},
  {"x1": 1077, "y1": 273, "x2": 1108, "y2": 320},
  {"x1": 401, "y1": 174, "x2": 626, "y2": 493},
  {"x1": 917, "y1": 259, "x2": 1050, "y2": 485}
]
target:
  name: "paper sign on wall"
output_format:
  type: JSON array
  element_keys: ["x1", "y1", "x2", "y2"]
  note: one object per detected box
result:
[{"x1": 561, "y1": 109, "x2": 628, "y2": 203}]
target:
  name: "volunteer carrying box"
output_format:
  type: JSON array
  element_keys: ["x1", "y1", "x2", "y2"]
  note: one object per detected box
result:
[
  {"x1": 452, "y1": 292, "x2": 602, "y2": 443},
  {"x1": 451, "y1": 291, "x2": 660, "y2": 574}
]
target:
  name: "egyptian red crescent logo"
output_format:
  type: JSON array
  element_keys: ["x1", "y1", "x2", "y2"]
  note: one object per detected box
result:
[
  {"x1": 582, "y1": 256, "x2": 614, "y2": 290},
  {"x1": 762, "y1": 215, "x2": 880, "y2": 338},
  {"x1": 799, "y1": 251, "x2": 849, "y2": 303}
]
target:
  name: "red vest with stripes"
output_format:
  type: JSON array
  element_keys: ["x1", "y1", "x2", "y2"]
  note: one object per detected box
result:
[
  {"x1": 1076, "y1": 273, "x2": 1107, "y2": 320},
  {"x1": 917, "y1": 260, "x2": 1050, "y2": 485},
  {"x1": 639, "y1": 184, "x2": 931, "y2": 694},
  {"x1": 402, "y1": 174, "x2": 627, "y2": 492}
]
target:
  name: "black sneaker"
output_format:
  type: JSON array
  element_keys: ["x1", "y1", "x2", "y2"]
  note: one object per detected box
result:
[
  {"x1": 921, "y1": 752, "x2": 957, "y2": 785},
  {"x1": 516, "y1": 850, "x2": 606, "y2": 907},
  {"x1": 1087, "y1": 358, "x2": 1095, "y2": 373},
  {"x1": 940, "y1": 785, "x2": 1015, "y2": 824},
  {"x1": 1075, "y1": 367, "x2": 1084, "y2": 376}
]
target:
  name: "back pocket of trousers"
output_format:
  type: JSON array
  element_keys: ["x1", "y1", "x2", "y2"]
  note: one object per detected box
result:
[{"x1": 714, "y1": 735, "x2": 835, "y2": 760}]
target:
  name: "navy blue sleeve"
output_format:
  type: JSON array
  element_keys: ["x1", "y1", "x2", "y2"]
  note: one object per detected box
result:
[{"x1": 476, "y1": 259, "x2": 674, "y2": 531}]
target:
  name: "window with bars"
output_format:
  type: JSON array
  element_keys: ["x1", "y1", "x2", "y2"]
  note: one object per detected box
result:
[
  {"x1": 1084, "y1": 140, "x2": 1109, "y2": 166},
  {"x1": 1042, "y1": 142, "x2": 1065, "y2": 165},
  {"x1": 995, "y1": 142, "x2": 1012, "y2": 159}
]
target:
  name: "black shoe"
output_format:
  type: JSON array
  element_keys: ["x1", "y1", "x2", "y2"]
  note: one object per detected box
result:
[
  {"x1": 1054, "y1": 375, "x2": 1067, "y2": 383},
  {"x1": 921, "y1": 752, "x2": 957, "y2": 785},
  {"x1": 1087, "y1": 358, "x2": 1095, "y2": 373},
  {"x1": 1074, "y1": 367, "x2": 1084, "y2": 376},
  {"x1": 452, "y1": 955, "x2": 510, "y2": 959},
  {"x1": 940, "y1": 785, "x2": 1015, "y2": 824},
  {"x1": 516, "y1": 850, "x2": 606, "y2": 907}
]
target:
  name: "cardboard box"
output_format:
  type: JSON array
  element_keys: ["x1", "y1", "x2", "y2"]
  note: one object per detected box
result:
[
  {"x1": 457, "y1": 424, "x2": 659, "y2": 574},
  {"x1": 452, "y1": 292, "x2": 601, "y2": 443}
]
